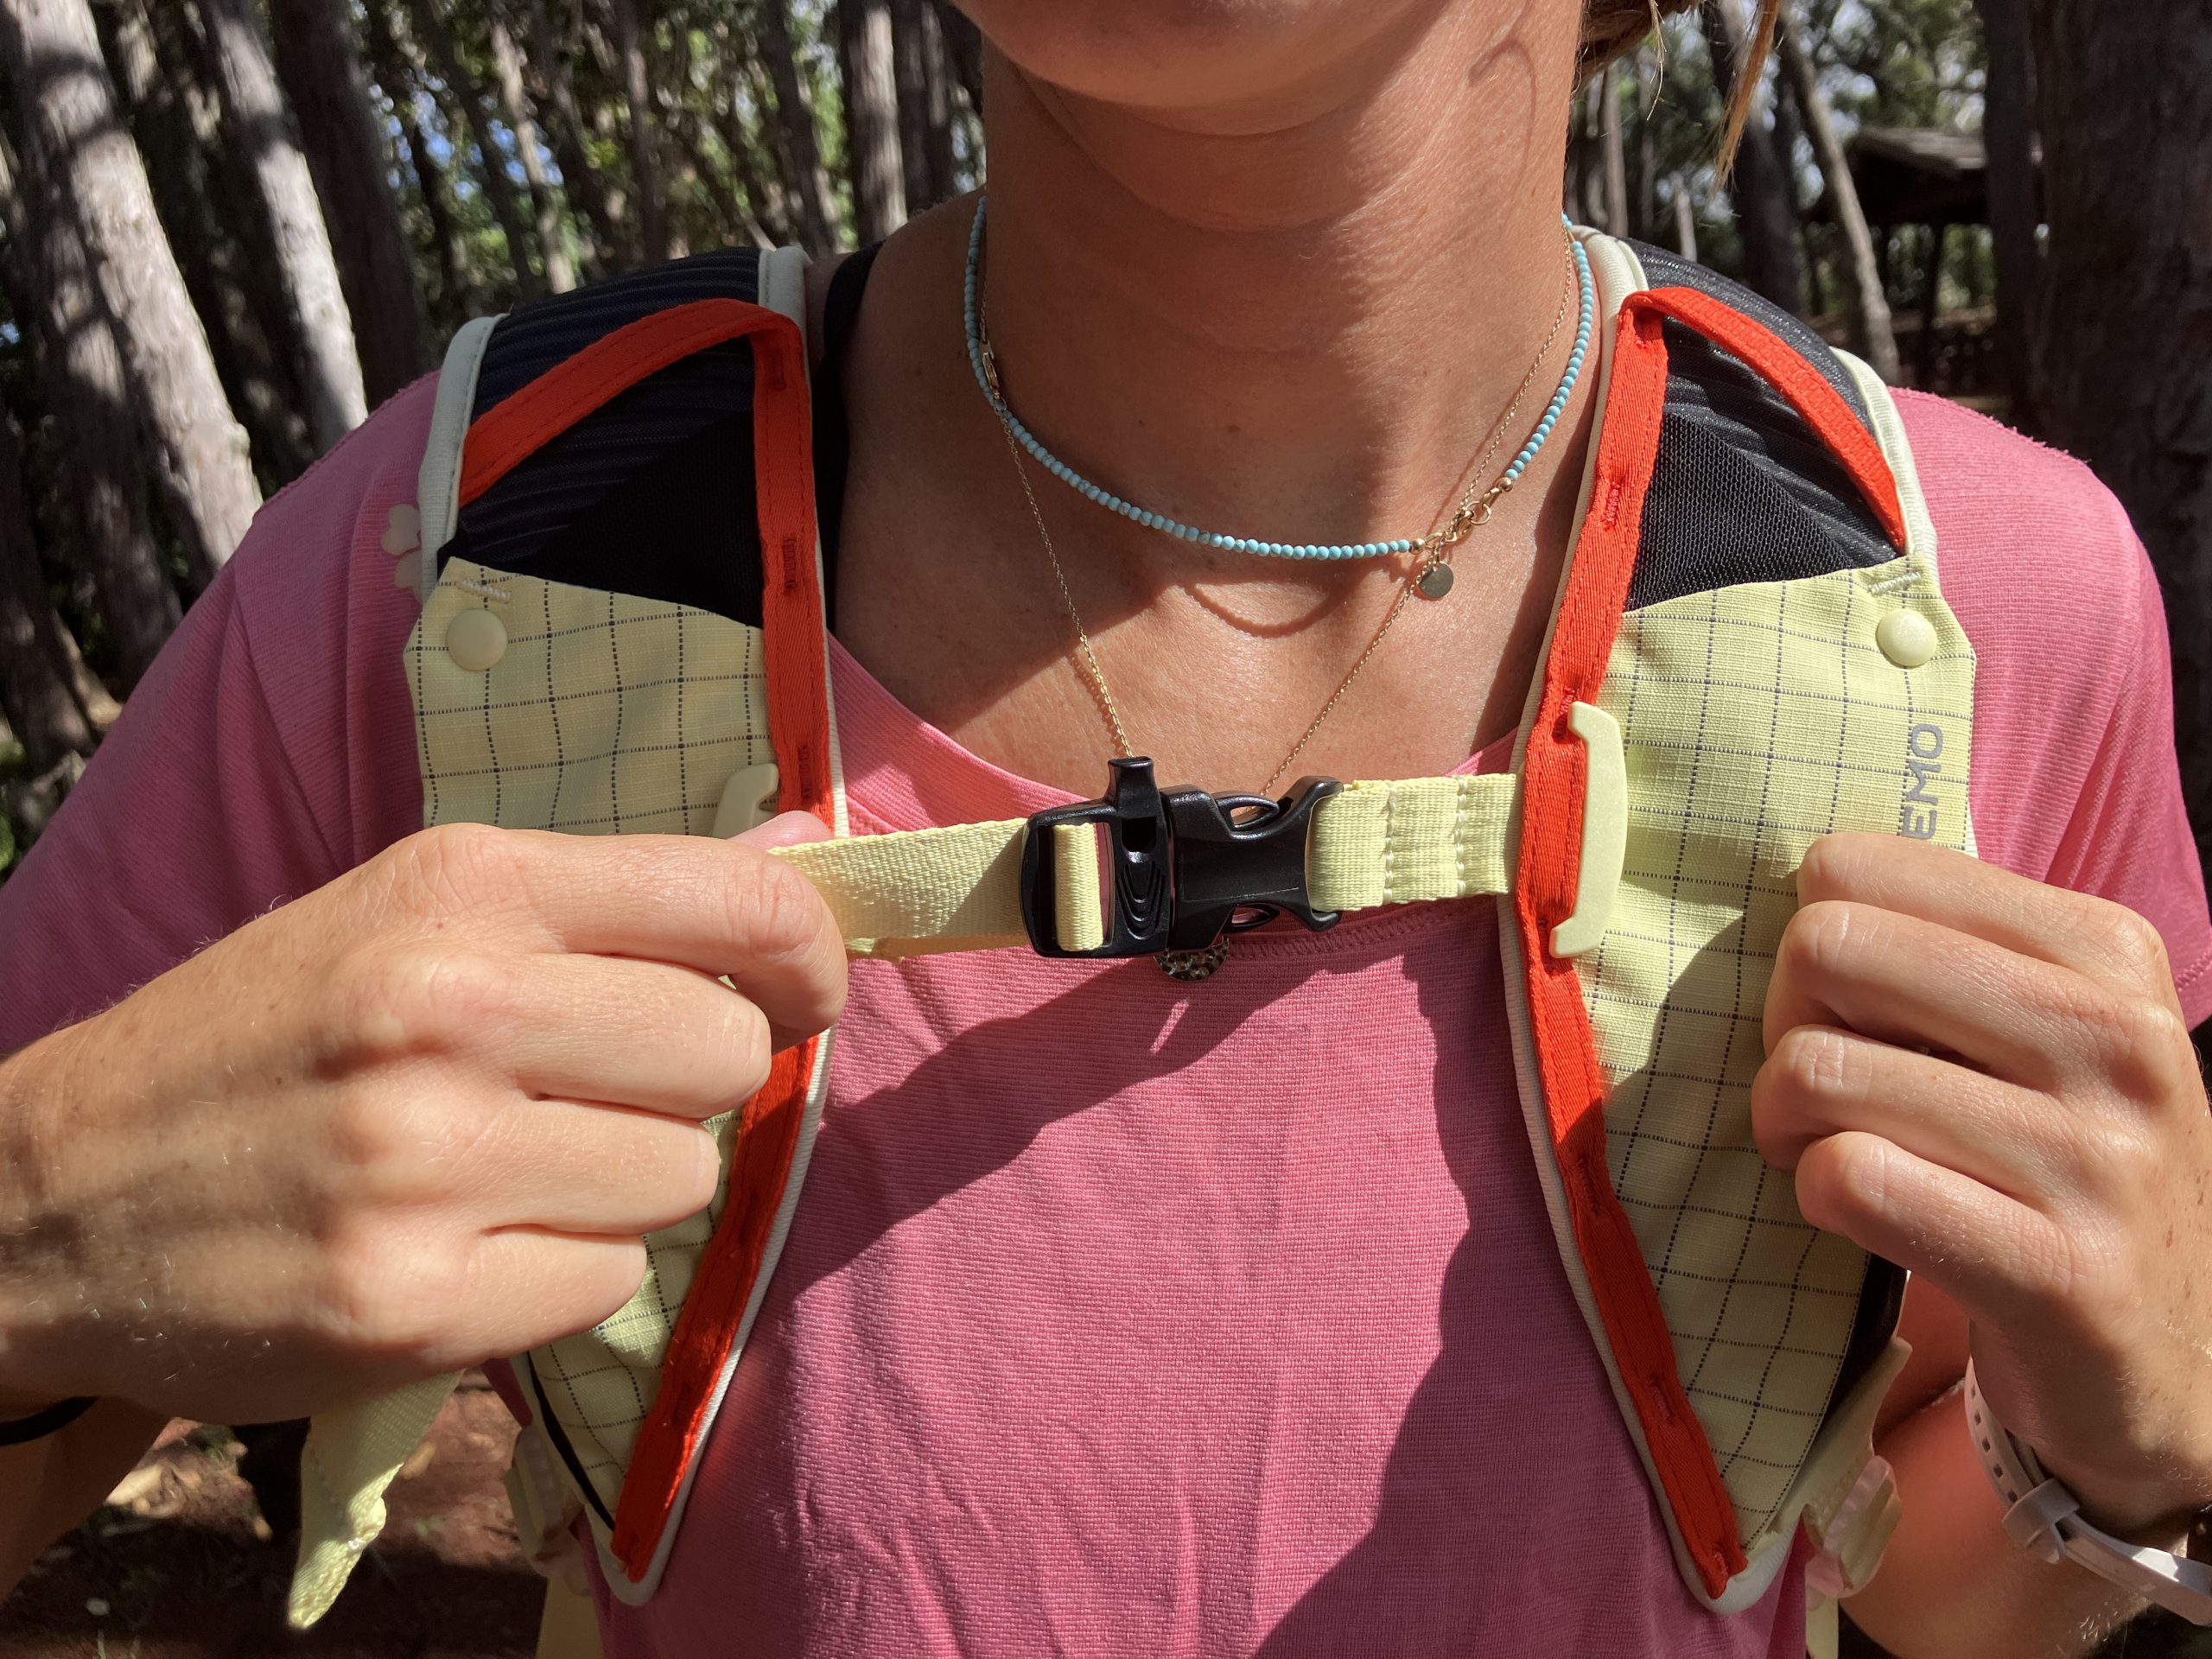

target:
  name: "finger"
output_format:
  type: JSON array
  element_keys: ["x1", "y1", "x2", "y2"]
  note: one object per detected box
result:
[
  {"x1": 394, "y1": 823, "x2": 846, "y2": 1046},
  {"x1": 1790, "y1": 1128, "x2": 2069, "y2": 1330},
  {"x1": 734, "y1": 810, "x2": 833, "y2": 850},
  {"x1": 1764, "y1": 898, "x2": 2116, "y2": 1090},
  {"x1": 469, "y1": 954, "x2": 772, "y2": 1119},
  {"x1": 471, "y1": 1097, "x2": 721, "y2": 1235},
  {"x1": 452, "y1": 1231, "x2": 651, "y2": 1363},
  {"x1": 1752, "y1": 1023, "x2": 2074, "y2": 1202},
  {"x1": 1800, "y1": 834, "x2": 2183, "y2": 1011}
]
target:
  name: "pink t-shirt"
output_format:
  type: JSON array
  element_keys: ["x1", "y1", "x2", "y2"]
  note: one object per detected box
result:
[{"x1": 2, "y1": 372, "x2": 2206, "y2": 1658}]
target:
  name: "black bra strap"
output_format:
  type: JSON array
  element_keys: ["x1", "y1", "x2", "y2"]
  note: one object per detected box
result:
[
  {"x1": 0, "y1": 1395, "x2": 95, "y2": 1446},
  {"x1": 810, "y1": 244, "x2": 883, "y2": 629}
]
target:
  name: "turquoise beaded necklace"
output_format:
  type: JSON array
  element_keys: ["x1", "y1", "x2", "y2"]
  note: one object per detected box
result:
[{"x1": 963, "y1": 196, "x2": 1595, "y2": 569}]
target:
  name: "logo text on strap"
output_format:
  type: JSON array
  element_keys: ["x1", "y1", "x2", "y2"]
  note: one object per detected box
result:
[{"x1": 1898, "y1": 722, "x2": 1946, "y2": 841}]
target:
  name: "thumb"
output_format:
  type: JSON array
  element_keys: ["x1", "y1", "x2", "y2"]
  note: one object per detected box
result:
[{"x1": 732, "y1": 810, "x2": 832, "y2": 851}]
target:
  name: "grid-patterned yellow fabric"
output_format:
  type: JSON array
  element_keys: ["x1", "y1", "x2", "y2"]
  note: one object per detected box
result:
[
  {"x1": 410, "y1": 561, "x2": 778, "y2": 1519},
  {"x1": 1583, "y1": 551, "x2": 1975, "y2": 1544},
  {"x1": 411, "y1": 558, "x2": 771, "y2": 837}
]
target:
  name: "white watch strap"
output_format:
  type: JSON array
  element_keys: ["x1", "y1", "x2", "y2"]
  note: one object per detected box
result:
[{"x1": 1964, "y1": 1361, "x2": 2212, "y2": 1624}]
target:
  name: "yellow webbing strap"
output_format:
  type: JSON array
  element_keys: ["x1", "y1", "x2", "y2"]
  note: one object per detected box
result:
[
  {"x1": 769, "y1": 773, "x2": 1521, "y2": 958},
  {"x1": 291, "y1": 1373, "x2": 459, "y2": 1626},
  {"x1": 292, "y1": 770, "x2": 1530, "y2": 1624},
  {"x1": 770, "y1": 816, "x2": 1030, "y2": 956}
]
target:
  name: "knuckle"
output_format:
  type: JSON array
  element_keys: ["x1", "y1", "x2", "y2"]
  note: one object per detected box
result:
[
  {"x1": 323, "y1": 1079, "x2": 497, "y2": 1207},
  {"x1": 2075, "y1": 984, "x2": 2189, "y2": 1099},
  {"x1": 1799, "y1": 1131, "x2": 1881, "y2": 1221},
  {"x1": 1773, "y1": 1025, "x2": 1864, "y2": 1106},
  {"x1": 2086, "y1": 900, "x2": 2171, "y2": 988},
  {"x1": 1781, "y1": 899, "x2": 1864, "y2": 982},
  {"x1": 646, "y1": 1122, "x2": 725, "y2": 1223},
  {"x1": 584, "y1": 1241, "x2": 652, "y2": 1326},
  {"x1": 388, "y1": 821, "x2": 529, "y2": 916},
  {"x1": 323, "y1": 1083, "x2": 417, "y2": 1179},
  {"x1": 682, "y1": 1129, "x2": 725, "y2": 1214},
  {"x1": 703, "y1": 990, "x2": 774, "y2": 1103},
  {"x1": 722, "y1": 848, "x2": 825, "y2": 958},
  {"x1": 334, "y1": 945, "x2": 507, "y2": 1064},
  {"x1": 318, "y1": 1224, "x2": 463, "y2": 1364},
  {"x1": 719, "y1": 850, "x2": 845, "y2": 1007},
  {"x1": 1796, "y1": 835, "x2": 1852, "y2": 897}
]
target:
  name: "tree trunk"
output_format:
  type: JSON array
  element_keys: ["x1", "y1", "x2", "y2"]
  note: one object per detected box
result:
[
  {"x1": 1673, "y1": 182, "x2": 1700, "y2": 261},
  {"x1": 889, "y1": 0, "x2": 927, "y2": 213},
  {"x1": 1774, "y1": 5, "x2": 1898, "y2": 380},
  {"x1": 359, "y1": 0, "x2": 472, "y2": 315},
  {"x1": 0, "y1": 126, "x2": 178, "y2": 686},
  {"x1": 199, "y1": 0, "x2": 367, "y2": 450},
  {"x1": 918, "y1": 2, "x2": 957, "y2": 200},
  {"x1": 404, "y1": 0, "x2": 542, "y2": 298},
  {"x1": 755, "y1": 0, "x2": 837, "y2": 252},
  {"x1": 0, "y1": 411, "x2": 93, "y2": 772},
  {"x1": 1597, "y1": 62, "x2": 1629, "y2": 239},
  {"x1": 1583, "y1": 80, "x2": 1601, "y2": 232},
  {"x1": 929, "y1": 0, "x2": 979, "y2": 116},
  {"x1": 1916, "y1": 223, "x2": 1946, "y2": 385},
  {"x1": 2025, "y1": 0, "x2": 2212, "y2": 858},
  {"x1": 0, "y1": 0, "x2": 260, "y2": 580},
  {"x1": 1974, "y1": 0, "x2": 2040, "y2": 429},
  {"x1": 889, "y1": 0, "x2": 953, "y2": 213},
  {"x1": 1700, "y1": 0, "x2": 1803, "y2": 313},
  {"x1": 100, "y1": 0, "x2": 315, "y2": 481},
  {"x1": 487, "y1": 11, "x2": 575, "y2": 293},
  {"x1": 268, "y1": 0, "x2": 427, "y2": 406},
  {"x1": 838, "y1": 0, "x2": 906, "y2": 244},
  {"x1": 521, "y1": 0, "x2": 621, "y2": 273},
  {"x1": 716, "y1": 51, "x2": 796, "y2": 243},
  {"x1": 607, "y1": 0, "x2": 668, "y2": 264},
  {"x1": 1633, "y1": 49, "x2": 1656, "y2": 241}
]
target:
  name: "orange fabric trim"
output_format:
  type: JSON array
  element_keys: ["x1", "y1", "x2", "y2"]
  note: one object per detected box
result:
[
  {"x1": 597, "y1": 309, "x2": 836, "y2": 1580},
  {"x1": 1514, "y1": 293, "x2": 1748, "y2": 1599},
  {"x1": 458, "y1": 299, "x2": 786, "y2": 509},
  {"x1": 1639, "y1": 287, "x2": 1907, "y2": 550}
]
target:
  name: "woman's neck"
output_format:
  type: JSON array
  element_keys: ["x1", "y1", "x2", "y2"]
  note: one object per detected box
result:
[{"x1": 978, "y1": 0, "x2": 1584, "y2": 558}]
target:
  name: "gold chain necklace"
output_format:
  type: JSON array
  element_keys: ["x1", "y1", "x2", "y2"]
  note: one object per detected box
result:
[
  {"x1": 979, "y1": 230, "x2": 1577, "y2": 797},
  {"x1": 977, "y1": 238, "x2": 1576, "y2": 976}
]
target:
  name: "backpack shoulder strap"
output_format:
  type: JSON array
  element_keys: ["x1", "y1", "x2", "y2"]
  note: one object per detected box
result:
[{"x1": 1624, "y1": 239, "x2": 1904, "y2": 611}]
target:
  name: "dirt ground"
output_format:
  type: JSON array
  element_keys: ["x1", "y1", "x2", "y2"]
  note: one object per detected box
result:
[{"x1": 0, "y1": 1379, "x2": 540, "y2": 1659}]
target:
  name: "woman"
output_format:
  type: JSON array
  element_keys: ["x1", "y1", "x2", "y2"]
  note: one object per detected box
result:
[{"x1": 3, "y1": 0, "x2": 2209, "y2": 1654}]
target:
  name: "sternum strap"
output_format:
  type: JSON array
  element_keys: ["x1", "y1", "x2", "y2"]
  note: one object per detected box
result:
[{"x1": 772, "y1": 772, "x2": 1522, "y2": 958}]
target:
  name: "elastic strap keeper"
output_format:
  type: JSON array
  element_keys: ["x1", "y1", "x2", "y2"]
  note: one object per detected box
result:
[
  {"x1": 0, "y1": 1395, "x2": 96, "y2": 1446},
  {"x1": 1052, "y1": 822, "x2": 1106, "y2": 953}
]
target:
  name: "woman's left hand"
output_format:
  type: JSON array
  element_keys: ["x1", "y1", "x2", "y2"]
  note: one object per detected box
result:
[{"x1": 1753, "y1": 831, "x2": 2212, "y2": 1540}]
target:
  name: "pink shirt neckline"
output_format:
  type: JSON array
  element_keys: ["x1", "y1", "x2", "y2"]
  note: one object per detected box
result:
[{"x1": 826, "y1": 634, "x2": 1519, "y2": 838}]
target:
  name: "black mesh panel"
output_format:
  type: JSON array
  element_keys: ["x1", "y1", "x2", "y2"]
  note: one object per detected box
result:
[{"x1": 1623, "y1": 254, "x2": 1896, "y2": 613}]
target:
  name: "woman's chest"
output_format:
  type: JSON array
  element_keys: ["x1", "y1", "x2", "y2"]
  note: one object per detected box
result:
[{"x1": 620, "y1": 901, "x2": 1792, "y2": 1656}]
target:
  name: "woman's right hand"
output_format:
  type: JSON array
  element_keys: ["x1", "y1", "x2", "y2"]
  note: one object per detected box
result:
[{"x1": 0, "y1": 816, "x2": 844, "y2": 1426}]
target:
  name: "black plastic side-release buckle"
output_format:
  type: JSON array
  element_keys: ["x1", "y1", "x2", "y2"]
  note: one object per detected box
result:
[{"x1": 1020, "y1": 758, "x2": 1344, "y2": 958}]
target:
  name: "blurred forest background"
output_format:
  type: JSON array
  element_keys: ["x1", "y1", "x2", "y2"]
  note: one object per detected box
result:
[
  {"x1": 0, "y1": 0, "x2": 2208, "y2": 1654},
  {"x1": 0, "y1": 0, "x2": 2205, "y2": 881}
]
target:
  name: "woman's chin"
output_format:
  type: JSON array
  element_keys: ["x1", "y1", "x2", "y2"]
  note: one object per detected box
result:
[{"x1": 965, "y1": 0, "x2": 1461, "y2": 120}]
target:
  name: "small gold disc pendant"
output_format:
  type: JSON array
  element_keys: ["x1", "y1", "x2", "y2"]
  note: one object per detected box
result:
[
  {"x1": 1156, "y1": 943, "x2": 1230, "y2": 982},
  {"x1": 1415, "y1": 561, "x2": 1455, "y2": 601}
]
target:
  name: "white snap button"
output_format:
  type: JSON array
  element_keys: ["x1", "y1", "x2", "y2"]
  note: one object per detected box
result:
[
  {"x1": 445, "y1": 608, "x2": 507, "y2": 672},
  {"x1": 1876, "y1": 609, "x2": 1937, "y2": 670},
  {"x1": 391, "y1": 549, "x2": 422, "y2": 592},
  {"x1": 711, "y1": 762, "x2": 783, "y2": 837},
  {"x1": 381, "y1": 502, "x2": 422, "y2": 555}
]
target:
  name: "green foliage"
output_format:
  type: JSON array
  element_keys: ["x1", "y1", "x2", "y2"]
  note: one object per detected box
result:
[{"x1": 1806, "y1": 0, "x2": 1986, "y2": 131}]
